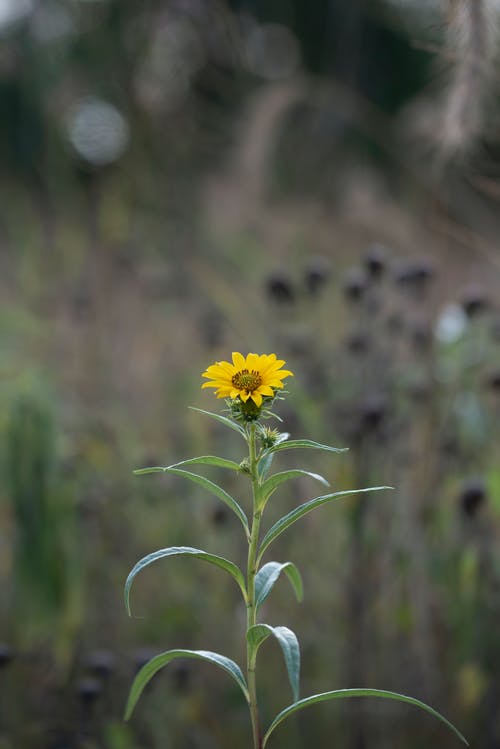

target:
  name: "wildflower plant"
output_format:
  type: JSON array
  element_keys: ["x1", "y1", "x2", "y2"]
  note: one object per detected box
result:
[{"x1": 124, "y1": 352, "x2": 468, "y2": 748}]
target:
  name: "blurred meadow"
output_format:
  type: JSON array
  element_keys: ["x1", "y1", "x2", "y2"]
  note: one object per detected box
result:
[{"x1": 1, "y1": 0, "x2": 500, "y2": 747}]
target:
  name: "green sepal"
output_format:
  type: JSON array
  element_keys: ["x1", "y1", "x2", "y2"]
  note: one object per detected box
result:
[
  {"x1": 159, "y1": 467, "x2": 249, "y2": 538},
  {"x1": 247, "y1": 624, "x2": 301, "y2": 702},
  {"x1": 264, "y1": 439, "x2": 348, "y2": 456},
  {"x1": 262, "y1": 688, "x2": 469, "y2": 747},
  {"x1": 188, "y1": 406, "x2": 246, "y2": 437},
  {"x1": 125, "y1": 649, "x2": 249, "y2": 720},
  {"x1": 134, "y1": 455, "x2": 242, "y2": 474},
  {"x1": 124, "y1": 546, "x2": 247, "y2": 615},
  {"x1": 259, "y1": 469, "x2": 329, "y2": 508},
  {"x1": 258, "y1": 487, "x2": 392, "y2": 562},
  {"x1": 255, "y1": 561, "x2": 303, "y2": 609}
]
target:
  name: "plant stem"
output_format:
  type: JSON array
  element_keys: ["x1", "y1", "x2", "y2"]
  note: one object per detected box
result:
[{"x1": 247, "y1": 423, "x2": 262, "y2": 749}]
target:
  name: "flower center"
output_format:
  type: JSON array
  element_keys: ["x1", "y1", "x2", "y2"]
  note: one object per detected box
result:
[{"x1": 232, "y1": 369, "x2": 262, "y2": 392}]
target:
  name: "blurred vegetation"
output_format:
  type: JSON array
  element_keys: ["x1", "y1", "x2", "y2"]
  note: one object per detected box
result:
[{"x1": 1, "y1": 0, "x2": 500, "y2": 747}]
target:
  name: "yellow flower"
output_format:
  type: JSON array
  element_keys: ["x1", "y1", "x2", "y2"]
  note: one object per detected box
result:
[{"x1": 201, "y1": 352, "x2": 294, "y2": 407}]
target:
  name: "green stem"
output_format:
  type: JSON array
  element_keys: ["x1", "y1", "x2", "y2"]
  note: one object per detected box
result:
[{"x1": 247, "y1": 422, "x2": 262, "y2": 749}]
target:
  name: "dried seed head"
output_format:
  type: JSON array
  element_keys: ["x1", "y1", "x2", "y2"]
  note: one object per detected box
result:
[
  {"x1": 343, "y1": 267, "x2": 367, "y2": 302},
  {"x1": 486, "y1": 370, "x2": 500, "y2": 391},
  {"x1": 461, "y1": 284, "x2": 489, "y2": 317},
  {"x1": 77, "y1": 677, "x2": 102, "y2": 705},
  {"x1": 360, "y1": 395, "x2": 387, "y2": 430},
  {"x1": 211, "y1": 506, "x2": 229, "y2": 526},
  {"x1": 0, "y1": 644, "x2": 14, "y2": 669},
  {"x1": 363, "y1": 243, "x2": 388, "y2": 278},
  {"x1": 265, "y1": 273, "x2": 295, "y2": 304},
  {"x1": 460, "y1": 477, "x2": 487, "y2": 517},
  {"x1": 394, "y1": 258, "x2": 435, "y2": 289},
  {"x1": 85, "y1": 650, "x2": 115, "y2": 679},
  {"x1": 304, "y1": 256, "x2": 331, "y2": 295}
]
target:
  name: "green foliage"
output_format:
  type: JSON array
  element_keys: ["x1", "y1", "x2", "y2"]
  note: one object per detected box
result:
[
  {"x1": 188, "y1": 407, "x2": 247, "y2": 437},
  {"x1": 255, "y1": 561, "x2": 303, "y2": 609},
  {"x1": 264, "y1": 439, "x2": 349, "y2": 456},
  {"x1": 125, "y1": 649, "x2": 249, "y2": 720},
  {"x1": 145, "y1": 466, "x2": 250, "y2": 537},
  {"x1": 258, "y1": 486, "x2": 392, "y2": 562},
  {"x1": 262, "y1": 689, "x2": 469, "y2": 747},
  {"x1": 247, "y1": 624, "x2": 301, "y2": 702},
  {"x1": 125, "y1": 400, "x2": 466, "y2": 748},
  {"x1": 259, "y1": 469, "x2": 329, "y2": 508},
  {"x1": 124, "y1": 546, "x2": 247, "y2": 616},
  {"x1": 4, "y1": 393, "x2": 81, "y2": 659},
  {"x1": 134, "y1": 455, "x2": 242, "y2": 473},
  {"x1": 6, "y1": 396, "x2": 64, "y2": 610}
]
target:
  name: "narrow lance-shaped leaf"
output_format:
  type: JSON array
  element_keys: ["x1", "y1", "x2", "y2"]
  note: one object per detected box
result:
[
  {"x1": 124, "y1": 546, "x2": 247, "y2": 615},
  {"x1": 159, "y1": 467, "x2": 249, "y2": 538},
  {"x1": 247, "y1": 624, "x2": 300, "y2": 702},
  {"x1": 258, "y1": 487, "x2": 392, "y2": 562},
  {"x1": 259, "y1": 469, "x2": 329, "y2": 507},
  {"x1": 134, "y1": 455, "x2": 242, "y2": 475},
  {"x1": 257, "y1": 452, "x2": 274, "y2": 481},
  {"x1": 125, "y1": 649, "x2": 249, "y2": 720},
  {"x1": 188, "y1": 406, "x2": 246, "y2": 437},
  {"x1": 264, "y1": 439, "x2": 348, "y2": 456},
  {"x1": 262, "y1": 689, "x2": 469, "y2": 747},
  {"x1": 255, "y1": 561, "x2": 303, "y2": 610}
]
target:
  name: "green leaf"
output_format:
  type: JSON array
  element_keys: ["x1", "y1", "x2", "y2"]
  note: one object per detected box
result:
[
  {"x1": 258, "y1": 487, "x2": 392, "y2": 562},
  {"x1": 124, "y1": 546, "x2": 247, "y2": 615},
  {"x1": 188, "y1": 407, "x2": 246, "y2": 437},
  {"x1": 134, "y1": 455, "x2": 242, "y2": 475},
  {"x1": 255, "y1": 561, "x2": 303, "y2": 609},
  {"x1": 260, "y1": 470, "x2": 329, "y2": 506},
  {"x1": 262, "y1": 689, "x2": 469, "y2": 747},
  {"x1": 247, "y1": 624, "x2": 300, "y2": 702},
  {"x1": 125, "y1": 649, "x2": 249, "y2": 719},
  {"x1": 257, "y1": 452, "x2": 274, "y2": 481},
  {"x1": 265, "y1": 439, "x2": 348, "y2": 456},
  {"x1": 132, "y1": 466, "x2": 165, "y2": 474},
  {"x1": 160, "y1": 467, "x2": 249, "y2": 537}
]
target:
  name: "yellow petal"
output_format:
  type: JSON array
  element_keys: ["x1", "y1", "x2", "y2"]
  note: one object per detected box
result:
[
  {"x1": 202, "y1": 365, "x2": 232, "y2": 380},
  {"x1": 250, "y1": 391, "x2": 263, "y2": 407},
  {"x1": 215, "y1": 360, "x2": 235, "y2": 376},
  {"x1": 266, "y1": 379, "x2": 284, "y2": 389},
  {"x1": 246, "y1": 352, "x2": 260, "y2": 370},
  {"x1": 232, "y1": 352, "x2": 246, "y2": 370},
  {"x1": 258, "y1": 385, "x2": 274, "y2": 396},
  {"x1": 240, "y1": 390, "x2": 251, "y2": 402},
  {"x1": 201, "y1": 381, "x2": 221, "y2": 389},
  {"x1": 263, "y1": 358, "x2": 285, "y2": 370},
  {"x1": 262, "y1": 353, "x2": 277, "y2": 366}
]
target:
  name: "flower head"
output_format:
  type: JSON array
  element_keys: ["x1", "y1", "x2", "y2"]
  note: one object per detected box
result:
[{"x1": 201, "y1": 352, "x2": 293, "y2": 408}]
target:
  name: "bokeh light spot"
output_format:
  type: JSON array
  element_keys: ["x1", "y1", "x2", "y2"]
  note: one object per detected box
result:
[{"x1": 65, "y1": 97, "x2": 130, "y2": 166}]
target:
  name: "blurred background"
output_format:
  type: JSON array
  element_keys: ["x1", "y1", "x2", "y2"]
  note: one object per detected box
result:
[{"x1": 1, "y1": 0, "x2": 500, "y2": 747}]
